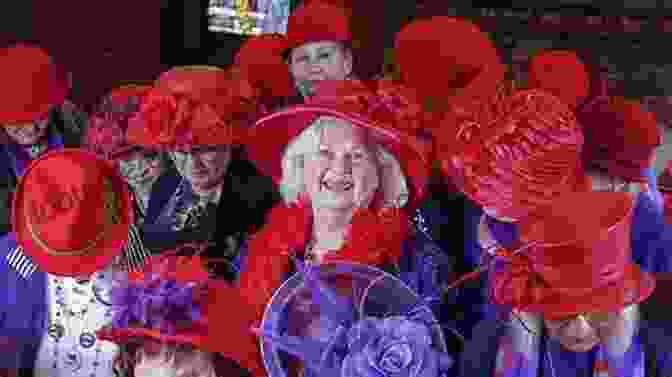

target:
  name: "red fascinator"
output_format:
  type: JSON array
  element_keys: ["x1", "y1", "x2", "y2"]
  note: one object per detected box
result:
[
  {"x1": 394, "y1": 17, "x2": 506, "y2": 113},
  {"x1": 578, "y1": 96, "x2": 661, "y2": 182},
  {"x1": 440, "y1": 89, "x2": 586, "y2": 222},
  {"x1": 126, "y1": 66, "x2": 261, "y2": 151},
  {"x1": 235, "y1": 34, "x2": 293, "y2": 99},
  {"x1": 527, "y1": 49, "x2": 590, "y2": 110},
  {"x1": 245, "y1": 79, "x2": 432, "y2": 209},
  {"x1": 97, "y1": 248, "x2": 222, "y2": 351},
  {"x1": 491, "y1": 191, "x2": 655, "y2": 318},
  {"x1": 284, "y1": 1, "x2": 351, "y2": 52},
  {"x1": 84, "y1": 84, "x2": 151, "y2": 159},
  {"x1": 0, "y1": 43, "x2": 68, "y2": 124}
]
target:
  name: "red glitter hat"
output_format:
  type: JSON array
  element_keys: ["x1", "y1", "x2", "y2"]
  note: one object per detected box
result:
[{"x1": 284, "y1": 1, "x2": 351, "y2": 52}]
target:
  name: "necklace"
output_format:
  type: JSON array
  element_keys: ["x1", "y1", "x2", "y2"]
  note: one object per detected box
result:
[{"x1": 45, "y1": 272, "x2": 117, "y2": 377}]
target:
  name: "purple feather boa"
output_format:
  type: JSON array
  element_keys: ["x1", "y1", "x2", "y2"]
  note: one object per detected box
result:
[{"x1": 109, "y1": 272, "x2": 203, "y2": 335}]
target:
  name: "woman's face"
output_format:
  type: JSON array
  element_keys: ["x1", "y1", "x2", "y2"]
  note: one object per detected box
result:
[
  {"x1": 543, "y1": 307, "x2": 630, "y2": 352},
  {"x1": 2, "y1": 115, "x2": 50, "y2": 145},
  {"x1": 170, "y1": 146, "x2": 232, "y2": 193},
  {"x1": 303, "y1": 120, "x2": 380, "y2": 211},
  {"x1": 117, "y1": 149, "x2": 164, "y2": 192},
  {"x1": 134, "y1": 341, "x2": 216, "y2": 377},
  {"x1": 289, "y1": 41, "x2": 353, "y2": 97}
]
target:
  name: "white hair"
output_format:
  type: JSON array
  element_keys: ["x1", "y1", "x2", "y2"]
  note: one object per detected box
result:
[{"x1": 278, "y1": 116, "x2": 409, "y2": 208}]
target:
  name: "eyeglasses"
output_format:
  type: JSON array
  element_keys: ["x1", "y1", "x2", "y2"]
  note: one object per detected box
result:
[{"x1": 543, "y1": 305, "x2": 634, "y2": 331}]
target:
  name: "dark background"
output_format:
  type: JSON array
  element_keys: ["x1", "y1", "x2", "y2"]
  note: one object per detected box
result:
[{"x1": 4, "y1": 1, "x2": 672, "y2": 110}]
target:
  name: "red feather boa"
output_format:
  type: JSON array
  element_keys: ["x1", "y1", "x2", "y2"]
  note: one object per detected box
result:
[{"x1": 219, "y1": 201, "x2": 410, "y2": 377}]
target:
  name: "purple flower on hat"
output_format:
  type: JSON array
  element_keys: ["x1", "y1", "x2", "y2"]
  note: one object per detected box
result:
[
  {"x1": 109, "y1": 273, "x2": 203, "y2": 335},
  {"x1": 341, "y1": 316, "x2": 450, "y2": 377}
]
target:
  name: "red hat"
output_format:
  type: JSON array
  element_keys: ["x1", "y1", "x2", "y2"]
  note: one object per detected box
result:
[
  {"x1": 578, "y1": 96, "x2": 661, "y2": 182},
  {"x1": 12, "y1": 149, "x2": 134, "y2": 277},
  {"x1": 126, "y1": 66, "x2": 261, "y2": 150},
  {"x1": 284, "y1": 1, "x2": 351, "y2": 52},
  {"x1": 491, "y1": 191, "x2": 655, "y2": 319},
  {"x1": 245, "y1": 79, "x2": 432, "y2": 209},
  {"x1": 439, "y1": 89, "x2": 586, "y2": 222},
  {"x1": 394, "y1": 17, "x2": 506, "y2": 113},
  {"x1": 234, "y1": 34, "x2": 293, "y2": 99},
  {"x1": 527, "y1": 49, "x2": 590, "y2": 110},
  {"x1": 84, "y1": 84, "x2": 151, "y2": 159},
  {"x1": 0, "y1": 43, "x2": 68, "y2": 124},
  {"x1": 97, "y1": 250, "x2": 224, "y2": 352}
]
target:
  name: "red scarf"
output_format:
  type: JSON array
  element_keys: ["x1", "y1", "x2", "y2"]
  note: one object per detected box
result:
[{"x1": 229, "y1": 201, "x2": 410, "y2": 377}]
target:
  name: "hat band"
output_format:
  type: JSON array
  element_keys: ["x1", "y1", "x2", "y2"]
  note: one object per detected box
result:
[{"x1": 26, "y1": 176, "x2": 121, "y2": 256}]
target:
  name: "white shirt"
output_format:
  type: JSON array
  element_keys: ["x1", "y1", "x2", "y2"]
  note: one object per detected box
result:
[{"x1": 34, "y1": 269, "x2": 121, "y2": 377}]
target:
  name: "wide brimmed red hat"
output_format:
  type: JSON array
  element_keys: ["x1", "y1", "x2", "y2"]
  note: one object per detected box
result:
[
  {"x1": 97, "y1": 251, "x2": 223, "y2": 352},
  {"x1": 234, "y1": 34, "x2": 293, "y2": 99},
  {"x1": 394, "y1": 17, "x2": 506, "y2": 113},
  {"x1": 491, "y1": 191, "x2": 655, "y2": 319},
  {"x1": 13, "y1": 148, "x2": 134, "y2": 277},
  {"x1": 126, "y1": 66, "x2": 260, "y2": 151},
  {"x1": 439, "y1": 89, "x2": 586, "y2": 222},
  {"x1": 84, "y1": 84, "x2": 151, "y2": 159},
  {"x1": 245, "y1": 79, "x2": 432, "y2": 209},
  {"x1": 0, "y1": 43, "x2": 68, "y2": 124},
  {"x1": 527, "y1": 49, "x2": 590, "y2": 110},
  {"x1": 578, "y1": 96, "x2": 661, "y2": 182},
  {"x1": 284, "y1": 1, "x2": 351, "y2": 53}
]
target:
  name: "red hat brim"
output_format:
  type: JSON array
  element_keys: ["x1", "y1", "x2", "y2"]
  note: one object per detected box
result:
[
  {"x1": 96, "y1": 325, "x2": 207, "y2": 350},
  {"x1": 13, "y1": 149, "x2": 134, "y2": 277},
  {"x1": 516, "y1": 263, "x2": 655, "y2": 319},
  {"x1": 245, "y1": 105, "x2": 431, "y2": 209}
]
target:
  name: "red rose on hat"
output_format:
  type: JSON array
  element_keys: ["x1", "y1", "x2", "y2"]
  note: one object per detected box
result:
[
  {"x1": 527, "y1": 49, "x2": 590, "y2": 110},
  {"x1": 491, "y1": 191, "x2": 655, "y2": 318}
]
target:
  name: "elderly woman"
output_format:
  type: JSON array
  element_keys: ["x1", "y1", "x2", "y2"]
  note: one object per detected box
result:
[
  {"x1": 211, "y1": 79, "x2": 453, "y2": 377},
  {"x1": 84, "y1": 84, "x2": 179, "y2": 225},
  {"x1": 124, "y1": 66, "x2": 280, "y2": 279},
  {"x1": 460, "y1": 191, "x2": 672, "y2": 376},
  {"x1": 0, "y1": 44, "x2": 82, "y2": 237},
  {"x1": 97, "y1": 252, "x2": 249, "y2": 377}
]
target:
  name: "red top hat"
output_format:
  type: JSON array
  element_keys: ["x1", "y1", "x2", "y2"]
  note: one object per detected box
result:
[
  {"x1": 0, "y1": 43, "x2": 68, "y2": 124},
  {"x1": 439, "y1": 89, "x2": 586, "y2": 222},
  {"x1": 394, "y1": 17, "x2": 506, "y2": 114},
  {"x1": 97, "y1": 250, "x2": 224, "y2": 352},
  {"x1": 578, "y1": 96, "x2": 661, "y2": 182},
  {"x1": 12, "y1": 149, "x2": 134, "y2": 277},
  {"x1": 126, "y1": 66, "x2": 261, "y2": 151},
  {"x1": 491, "y1": 191, "x2": 655, "y2": 319},
  {"x1": 284, "y1": 1, "x2": 351, "y2": 53},
  {"x1": 234, "y1": 34, "x2": 293, "y2": 99},
  {"x1": 527, "y1": 49, "x2": 590, "y2": 110},
  {"x1": 84, "y1": 84, "x2": 151, "y2": 159},
  {"x1": 245, "y1": 79, "x2": 432, "y2": 210}
]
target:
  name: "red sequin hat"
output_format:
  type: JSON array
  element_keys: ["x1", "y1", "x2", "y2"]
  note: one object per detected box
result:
[
  {"x1": 83, "y1": 84, "x2": 151, "y2": 159},
  {"x1": 578, "y1": 96, "x2": 661, "y2": 182},
  {"x1": 0, "y1": 43, "x2": 67, "y2": 124},
  {"x1": 394, "y1": 16, "x2": 506, "y2": 113},
  {"x1": 13, "y1": 149, "x2": 134, "y2": 276},
  {"x1": 439, "y1": 89, "x2": 587, "y2": 222},
  {"x1": 245, "y1": 79, "x2": 432, "y2": 209},
  {"x1": 491, "y1": 191, "x2": 655, "y2": 319},
  {"x1": 284, "y1": 1, "x2": 351, "y2": 53},
  {"x1": 527, "y1": 49, "x2": 590, "y2": 110},
  {"x1": 126, "y1": 66, "x2": 260, "y2": 150}
]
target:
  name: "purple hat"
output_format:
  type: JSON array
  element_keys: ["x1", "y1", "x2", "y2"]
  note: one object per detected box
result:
[{"x1": 256, "y1": 260, "x2": 453, "y2": 377}]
